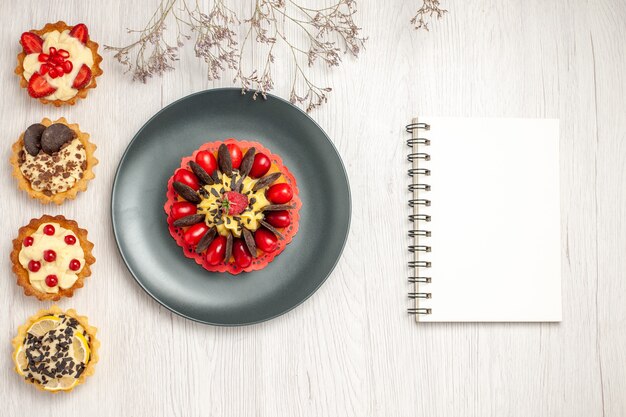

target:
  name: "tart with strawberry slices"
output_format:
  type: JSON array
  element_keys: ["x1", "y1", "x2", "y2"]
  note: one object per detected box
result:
[
  {"x1": 16, "y1": 21, "x2": 103, "y2": 106},
  {"x1": 10, "y1": 117, "x2": 98, "y2": 205},
  {"x1": 12, "y1": 306, "x2": 99, "y2": 393},
  {"x1": 165, "y1": 140, "x2": 301, "y2": 274},
  {"x1": 11, "y1": 215, "x2": 95, "y2": 301}
]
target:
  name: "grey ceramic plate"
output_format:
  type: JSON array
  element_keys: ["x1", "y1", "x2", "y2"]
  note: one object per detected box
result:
[{"x1": 111, "y1": 88, "x2": 351, "y2": 326}]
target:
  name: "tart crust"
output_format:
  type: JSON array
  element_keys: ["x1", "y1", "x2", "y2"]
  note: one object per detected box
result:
[
  {"x1": 11, "y1": 305, "x2": 99, "y2": 393},
  {"x1": 10, "y1": 215, "x2": 95, "y2": 301},
  {"x1": 10, "y1": 117, "x2": 98, "y2": 205},
  {"x1": 15, "y1": 21, "x2": 103, "y2": 106}
]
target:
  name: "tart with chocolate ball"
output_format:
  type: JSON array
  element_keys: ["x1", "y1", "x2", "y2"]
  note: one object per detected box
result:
[
  {"x1": 11, "y1": 215, "x2": 95, "y2": 301},
  {"x1": 10, "y1": 117, "x2": 97, "y2": 205},
  {"x1": 16, "y1": 21, "x2": 103, "y2": 106},
  {"x1": 12, "y1": 306, "x2": 99, "y2": 393},
  {"x1": 165, "y1": 140, "x2": 301, "y2": 274}
]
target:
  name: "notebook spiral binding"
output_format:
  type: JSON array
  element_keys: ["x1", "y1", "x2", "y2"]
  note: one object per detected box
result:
[{"x1": 406, "y1": 121, "x2": 432, "y2": 316}]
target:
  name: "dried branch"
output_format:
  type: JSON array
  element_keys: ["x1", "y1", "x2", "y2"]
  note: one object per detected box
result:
[
  {"x1": 104, "y1": 0, "x2": 238, "y2": 83},
  {"x1": 104, "y1": 0, "x2": 366, "y2": 112},
  {"x1": 411, "y1": 0, "x2": 447, "y2": 31},
  {"x1": 235, "y1": 0, "x2": 365, "y2": 112}
]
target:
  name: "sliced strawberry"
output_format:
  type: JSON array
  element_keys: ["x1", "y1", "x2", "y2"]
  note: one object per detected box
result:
[
  {"x1": 69, "y1": 23, "x2": 89, "y2": 44},
  {"x1": 20, "y1": 32, "x2": 43, "y2": 54},
  {"x1": 27, "y1": 73, "x2": 57, "y2": 98},
  {"x1": 72, "y1": 64, "x2": 92, "y2": 89},
  {"x1": 222, "y1": 191, "x2": 249, "y2": 215}
]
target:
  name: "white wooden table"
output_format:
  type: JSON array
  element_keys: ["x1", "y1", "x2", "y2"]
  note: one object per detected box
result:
[{"x1": 2, "y1": 1, "x2": 624, "y2": 416}]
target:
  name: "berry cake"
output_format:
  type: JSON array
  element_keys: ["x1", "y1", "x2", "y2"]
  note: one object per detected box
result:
[
  {"x1": 165, "y1": 140, "x2": 301, "y2": 274},
  {"x1": 16, "y1": 22, "x2": 103, "y2": 106},
  {"x1": 12, "y1": 306, "x2": 99, "y2": 393},
  {"x1": 11, "y1": 215, "x2": 95, "y2": 301}
]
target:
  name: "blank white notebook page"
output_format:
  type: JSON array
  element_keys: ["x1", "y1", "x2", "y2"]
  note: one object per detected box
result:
[{"x1": 416, "y1": 117, "x2": 562, "y2": 322}]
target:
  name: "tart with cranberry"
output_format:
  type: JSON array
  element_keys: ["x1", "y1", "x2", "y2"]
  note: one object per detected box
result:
[
  {"x1": 165, "y1": 140, "x2": 301, "y2": 274},
  {"x1": 12, "y1": 305, "x2": 99, "y2": 393},
  {"x1": 16, "y1": 21, "x2": 103, "y2": 106},
  {"x1": 10, "y1": 117, "x2": 98, "y2": 205},
  {"x1": 11, "y1": 215, "x2": 95, "y2": 301}
]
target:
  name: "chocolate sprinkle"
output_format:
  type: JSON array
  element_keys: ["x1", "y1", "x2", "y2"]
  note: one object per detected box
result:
[
  {"x1": 252, "y1": 172, "x2": 281, "y2": 192},
  {"x1": 173, "y1": 181, "x2": 201, "y2": 204},
  {"x1": 172, "y1": 213, "x2": 206, "y2": 227},
  {"x1": 195, "y1": 227, "x2": 217, "y2": 253},
  {"x1": 260, "y1": 221, "x2": 284, "y2": 239},
  {"x1": 189, "y1": 161, "x2": 214, "y2": 185},
  {"x1": 218, "y1": 144, "x2": 233, "y2": 176},
  {"x1": 261, "y1": 203, "x2": 296, "y2": 212},
  {"x1": 224, "y1": 233, "x2": 233, "y2": 262},
  {"x1": 242, "y1": 228, "x2": 257, "y2": 257}
]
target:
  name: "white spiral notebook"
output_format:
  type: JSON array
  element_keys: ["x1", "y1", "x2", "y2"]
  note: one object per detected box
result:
[{"x1": 406, "y1": 117, "x2": 562, "y2": 322}]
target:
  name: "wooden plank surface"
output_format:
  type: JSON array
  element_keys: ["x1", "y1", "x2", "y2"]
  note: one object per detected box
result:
[{"x1": 1, "y1": 0, "x2": 624, "y2": 415}]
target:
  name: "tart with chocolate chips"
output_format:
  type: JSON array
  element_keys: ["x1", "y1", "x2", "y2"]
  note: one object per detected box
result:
[
  {"x1": 165, "y1": 139, "x2": 301, "y2": 274},
  {"x1": 16, "y1": 21, "x2": 103, "y2": 106},
  {"x1": 12, "y1": 306, "x2": 99, "y2": 393},
  {"x1": 11, "y1": 215, "x2": 95, "y2": 301},
  {"x1": 10, "y1": 117, "x2": 97, "y2": 205}
]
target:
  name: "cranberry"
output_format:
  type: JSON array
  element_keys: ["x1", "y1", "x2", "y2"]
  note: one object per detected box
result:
[
  {"x1": 23, "y1": 236, "x2": 34, "y2": 247},
  {"x1": 45, "y1": 275, "x2": 58, "y2": 287},
  {"x1": 43, "y1": 250, "x2": 56, "y2": 262},
  {"x1": 43, "y1": 224, "x2": 55, "y2": 235},
  {"x1": 69, "y1": 259, "x2": 81, "y2": 271},
  {"x1": 64, "y1": 235, "x2": 76, "y2": 245},
  {"x1": 28, "y1": 260, "x2": 41, "y2": 272}
]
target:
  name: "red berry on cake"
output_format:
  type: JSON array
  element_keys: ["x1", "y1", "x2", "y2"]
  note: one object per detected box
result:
[
  {"x1": 171, "y1": 202, "x2": 197, "y2": 220},
  {"x1": 183, "y1": 223, "x2": 210, "y2": 246},
  {"x1": 45, "y1": 274, "x2": 58, "y2": 287},
  {"x1": 226, "y1": 143, "x2": 243, "y2": 169},
  {"x1": 233, "y1": 240, "x2": 253, "y2": 268},
  {"x1": 249, "y1": 152, "x2": 271, "y2": 178},
  {"x1": 69, "y1": 259, "x2": 81, "y2": 271},
  {"x1": 254, "y1": 228, "x2": 278, "y2": 253},
  {"x1": 28, "y1": 260, "x2": 41, "y2": 272},
  {"x1": 195, "y1": 151, "x2": 218, "y2": 174},
  {"x1": 266, "y1": 183, "x2": 293, "y2": 204},
  {"x1": 43, "y1": 250, "x2": 57, "y2": 262},
  {"x1": 264, "y1": 210, "x2": 291, "y2": 228},
  {"x1": 174, "y1": 169, "x2": 200, "y2": 191},
  {"x1": 206, "y1": 236, "x2": 227, "y2": 266}
]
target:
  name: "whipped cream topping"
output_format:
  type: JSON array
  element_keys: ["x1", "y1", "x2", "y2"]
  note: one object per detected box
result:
[
  {"x1": 18, "y1": 222, "x2": 85, "y2": 293},
  {"x1": 19, "y1": 137, "x2": 86, "y2": 195},
  {"x1": 22, "y1": 30, "x2": 94, "y2": 101}
]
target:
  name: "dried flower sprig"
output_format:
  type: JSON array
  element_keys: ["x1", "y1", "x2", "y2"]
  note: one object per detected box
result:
[
  {"x1": 104, "y1": 0, "x2": 238, "y2": 83},
  {"x1": 104, "y1": 0, "x2": 365, "y2": 112},
  {"x1": 411, "y1": 0, "x2": 447, "y2": 31},
  {"x1": 236, "y1": 0, "x2": 365, "y2": 112}
]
